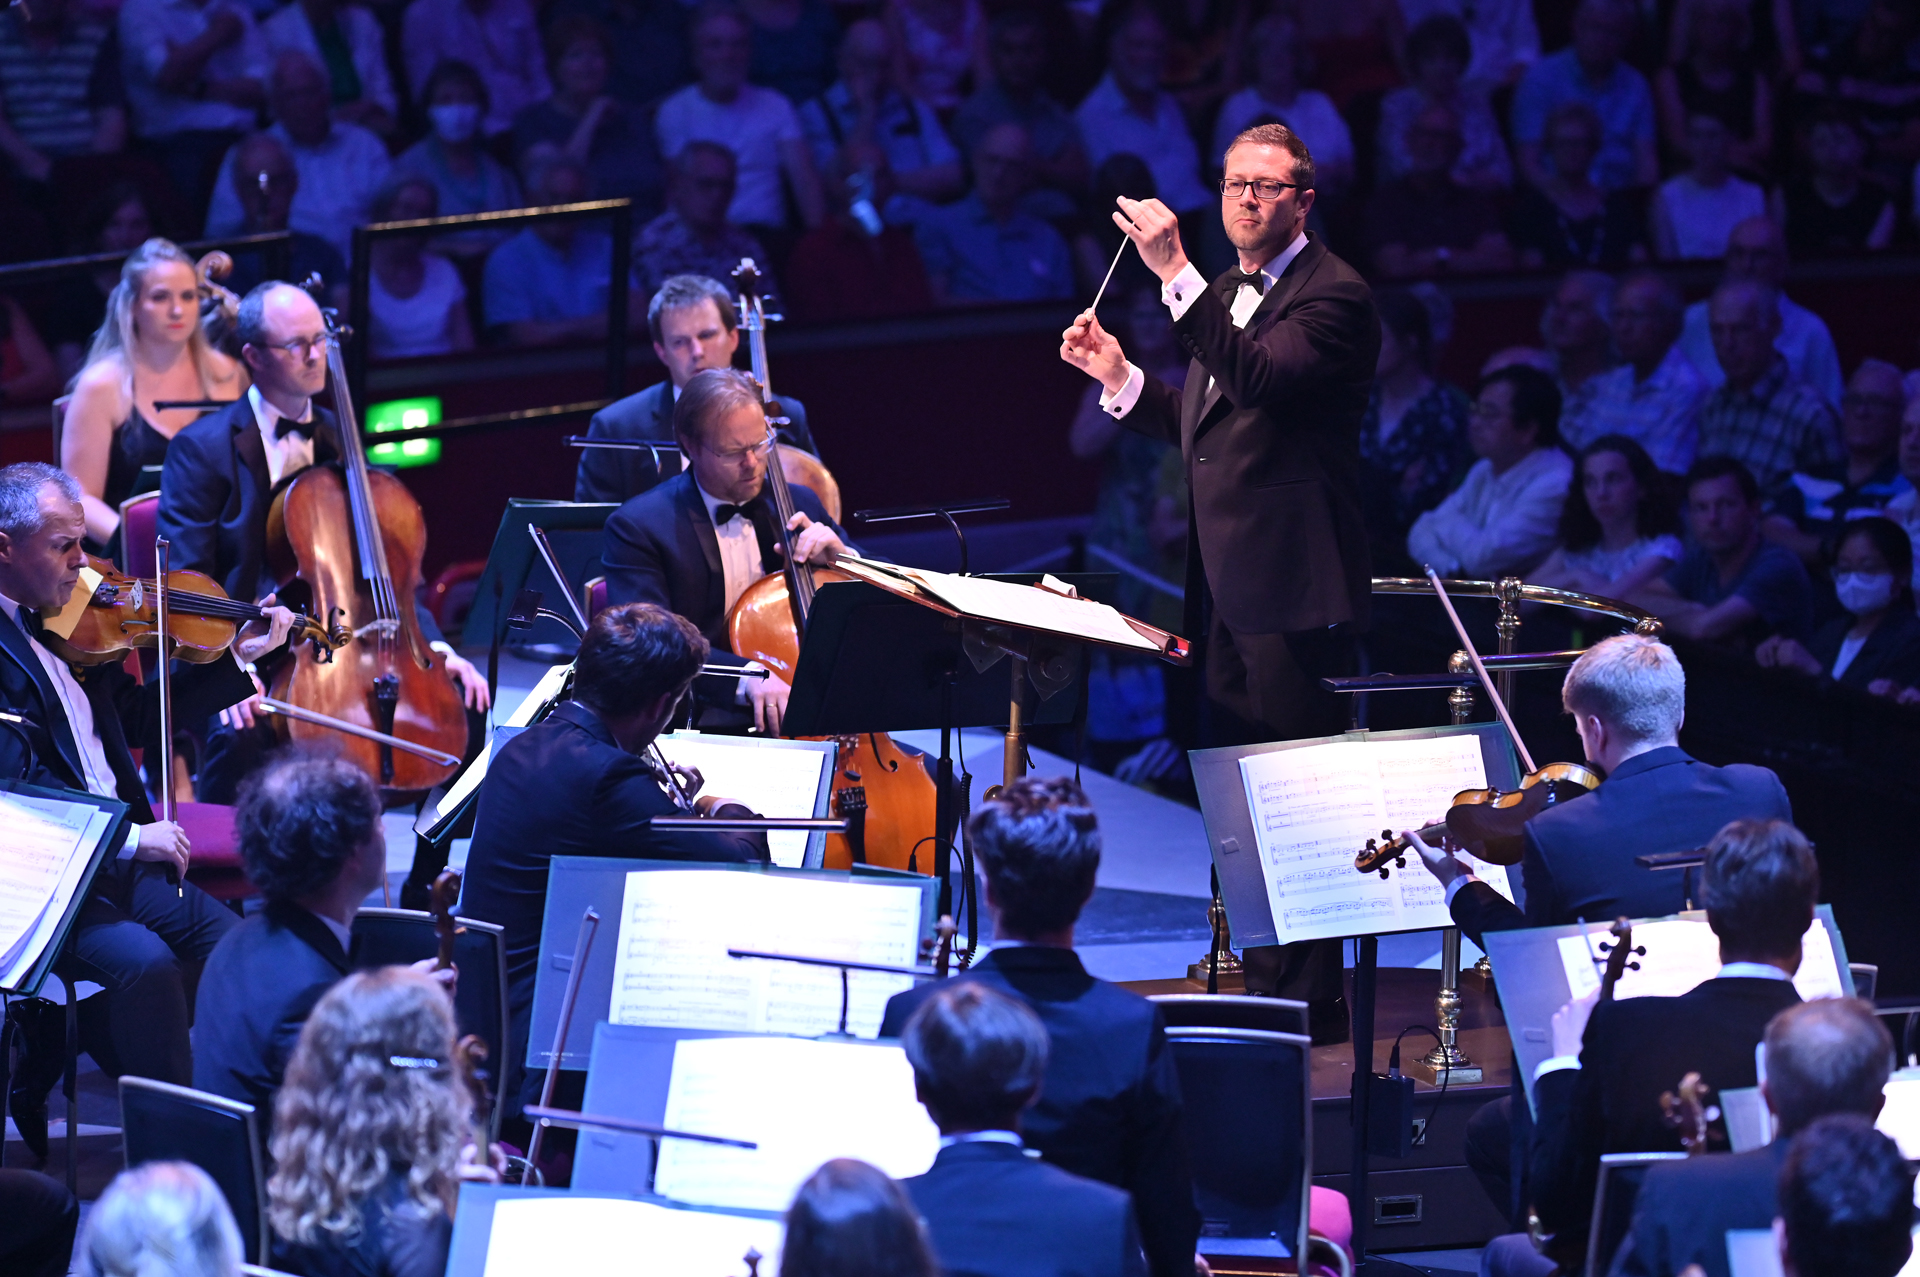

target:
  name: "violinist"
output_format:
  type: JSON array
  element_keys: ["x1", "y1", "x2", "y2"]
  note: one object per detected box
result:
[
  {"x1": 459, "y1": 602, "x2": 768, "y2": 1121},
  {"x1": 155, "y1": 281, "x2": 488, "y2": 802},
  {"x1": 600, "y1": 366, "x2": 845, "y2": 735},
  {"x1": 0, "y1": 463, "x2": 295, "y2": 1155}
]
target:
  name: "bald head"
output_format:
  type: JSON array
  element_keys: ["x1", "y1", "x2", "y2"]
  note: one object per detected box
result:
[
  {"x1": 974, "y1": 123, "x2": 1035, "y2": 214},
  {"x1": 231, "y1": 132, "x2": 297, "y2": 229},
  {"x1": 1709, "y1": 279, "x2": 1781, "y2": 390},
  {"x1": 238, "y1": 283, "x2": 329, "y2": 408},
  {"x1": 1843, "y1": 360, "x2": 1907, "y2": 463},
  {"x1": 1725, "y1": 216, "x2": 1789, "y2": 287}
]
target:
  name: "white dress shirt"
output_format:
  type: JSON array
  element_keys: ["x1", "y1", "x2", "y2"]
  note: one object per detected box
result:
[
  {"x1": 1406, "y1": 446, "x2": 1575, "y2": 578},
  {"x1": 0, "y1": 589, "x2": 118, "y2": 802},
  {"x1": 693, "y1": 478, "x2": 771, "y2": 703},
  {"x1": 204, "y1": 120, "x2": 392, "y2": 261},
  {"x1": 248, "y1": 386, "x2": 317, "y2": 488},
  {"x1": 1099, "y1": 232, "x2": 1311, "y2": 419}
]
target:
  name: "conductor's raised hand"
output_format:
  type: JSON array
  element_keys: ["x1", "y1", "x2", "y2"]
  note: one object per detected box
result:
[
  {"x1": 1112, "y1": 196, "x2": 1188, "y2": 283},
  {"x1": 1060, "y1": 309, "x2": 1129, "y2": 394}
]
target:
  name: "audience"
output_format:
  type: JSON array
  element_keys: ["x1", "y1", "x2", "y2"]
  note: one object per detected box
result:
[
  {"x1": 0, "y1": 299, "x2": 58, "y2": 407},
  {"x1": 743, "y1": 0, "x2": 841, "y2": 108},
  {"x1": 1795, "y1": 0, "x2": 1920, "y2": 192},
  {"x1": 483, "y1": 155, "x2": 632, "y2": 346},
  {"x1": 1359, "y1": 287, "x2": 1472, "y2": 573},
  {"x1": 915, "y1": 123, "x2": 1073, "y2": 305},
  {"x1": 0, "y1": 0, "x2": 125, "y2": 188},
  {"x1": 799, "y1": 20, "x2": 964, "y2": 229},
  {"x1": 548, "y1": 0, "x2": 687, "y2": 112},
  {"x1": 1695, "y1": 280, "x2": 1843, "y2": 495},
  {"x1": 782, "y1": 1159, "x2": 939, "y2": 1277},
  {"x1": 1075, "y1": 6, "x2": 1211, "y2": 221},
  {"x1": 1882, "y1": 396, "x2": 1920, "y2": 592},
  {"x1": 1679, "y1": 217, "x2": 1845, "y2": 409},
  {"x1": 1210, "y1": 16, "x2": 1353, "y2": 197},
  {"x1": 1775, "y1": 108, "x2": 1897, "y2": 255},
  {"x1": 1632, "y1": 456, "x2": 1813, "y2": 648},
  {"x1": 1397, "y1": 0, "x2": 1539, "y2": 92},
  {"x1": 1508, "y1": 101, "x2": 1647, "y2": 268},
  {"x1": 1767, "y1": 359, "x2": 1906, "y2": 564},
  {"x1": 366, "y1": 178, "x2": 477, "y2": 359},
  {"x1": 512, "y1": 16, "x2": 667, "y2": 219},
  {"x1": 1408, "y1": 364, "x2": 1574, "y2": 577},
  {"x1": 1652, "y1": 112, "x2": 1768, "y2": 260},
  {"x1": 261, "y1": 0, "x2": 397, "y2": 136},
  {"x1": 40, "y1": 183, "x2": 154, "y2": 380},
  {"x1": 392, "y1": 59, "x2": 524, "y2": 253},
  {"x1": 1510, "y1": 0, "x2": 1659, "y2": 193},
  {"x1": 1292, "y1": 0, "x2": 1405, "y2": 109},
  {"x1": 78, "y1": 1162, "x2": 242, "y2": 1277},
  {"x1": 1757, "y1": 517, "x2": 1920, "y2": 692},
  {"x1": 635, "y1": 142, "x2": 774, "y2": 300},
  {"x1": 208, "y1": 132, "x2": 350, "y2": 303},
  {"x1": 1543, "y1": 270, "x2": 1618, "y2": 425},
  {"x1": 786, "y1": 143, "x2": 935, "y2": 322},
  {"x1": 1654, "y1": 0, "x2": 1773, "y2": 175},
  {"x1": 401, "y1": 0, "x2": 551, "y2": 138},
  {"x1": 1366, "y1": 100, "x2": 1516, "y2": 278},
  {"x1": 118, "y1": 0, "x2": 269, "y2": 210},
  {"x1": 0, "y1": 1168, "x2": 76, "y2": 1277},
  {"x1": 884, "y1": 0, "x2": 985, "y2": 113},
  {"x1": 656, "y1": 1, "x2": 825, "y2": 233},
  {"x1": 1775, "y1": 1114, "x2": 1914, "y2": 1277},
  {"x1": 1560, "y1": 270, "x2": 1705, "y2": 472},
  {"x1": 902, "y1": 983, "x2": 1150, "y2": 1277},
  {"x1": 951, "y1": 10, "x2": 1087, "y2": 211},
  {"x1": 1380, "y1": 14, "x2": 1515, "y2": 195},
  {"x1": 1532, "y1": 435, "x2": 1683, "y2": 597}
]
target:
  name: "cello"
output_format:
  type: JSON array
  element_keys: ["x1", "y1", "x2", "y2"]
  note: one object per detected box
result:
[
  {"x1": 721, "y1": 262, "x2": 938, "y2": 873},
  {"x1": 263, "y1": 280, "x2": 469, "y2": 792}
]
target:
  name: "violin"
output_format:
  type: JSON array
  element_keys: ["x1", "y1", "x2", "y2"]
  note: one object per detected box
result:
[
  {"x1": 195, "y1": 250, "x2": 243, "y2": 358},
  {"x1": 39, "y1": 554, "x2": 348, "y2": 667},
  {"x1": 1597, "y1": 917, "x2": 1642, "y2": 1002},
  {"x1": 429, "y1": 868, "x2": 500, "y2": 1156}
]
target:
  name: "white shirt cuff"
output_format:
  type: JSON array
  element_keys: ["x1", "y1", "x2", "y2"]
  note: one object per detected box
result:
[
  {"x1": 120, "y1": 824, "x2": 140, "y2": 860},
  {"x1": 1534, "y1": 1055, "x2": 1582, "y2": 1081},
  {"x1": 429, "y1": 640, "x2": 454, "y2": 656},
  {"x1": 735, "y1": 660, "x2": 766, "y2": 705},
  {"x1": 1097, "y1": 363, "x2": 1144, "y2": 419},
  {"x1": 1161, "y1": 262, "x2": 1209, "y2": 321},
  {"x1": 1443, "y1": 873, "x2": 1480, "y2": 907}
]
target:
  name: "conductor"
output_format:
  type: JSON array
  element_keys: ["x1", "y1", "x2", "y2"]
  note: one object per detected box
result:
[{"x1": 1059, "y1": 122, "x2": 1378, "y2": 1036}]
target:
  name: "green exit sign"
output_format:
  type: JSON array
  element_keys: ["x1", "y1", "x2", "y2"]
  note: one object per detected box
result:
[{"x1": 364, "y1": 396, "x2": 443, "y2": 468}]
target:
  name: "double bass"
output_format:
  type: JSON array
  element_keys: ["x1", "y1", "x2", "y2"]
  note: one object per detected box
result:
[{"x1": 263, "y1": 281, "x2": 468, "y2": 791}]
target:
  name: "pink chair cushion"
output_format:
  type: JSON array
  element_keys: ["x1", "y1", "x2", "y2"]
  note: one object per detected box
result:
[
  {"x1": 587, "y1": 578, "x2": 609, "y2": 621},
  {"x1": 122, "y1": 497, "x2": 159, "y2": 578},
  {"x1": 176, "y1": 801, "x2": 254, "y2": 901}
]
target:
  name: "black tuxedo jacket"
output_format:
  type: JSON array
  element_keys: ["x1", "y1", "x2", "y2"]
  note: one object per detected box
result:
[
  {"x1": 1609, "y1": 1141, "x2": 1789, "y2": 1277},
  {"x1": 191, "y1": 900, "x2": 351, "y2": 1117},
  {"x1": 1122, "y1": 234, "x2": 1378, "y2": 636},
  {"x1": 1530, "y1": 976, "x2": 1802, "y2": 1238},
  {"x1": 573, "y1": 380, "x2": 818, "y2": 505},
  {"x1": 904, "y1": 1141, "x2": 1148, "y2": 1277},
  {"x1": 880, "y1": 948, "x2": 1199, "y2": 1277},
  {"x1": 1448, "y1": 747, "x2": 1794, "y2": 946}
]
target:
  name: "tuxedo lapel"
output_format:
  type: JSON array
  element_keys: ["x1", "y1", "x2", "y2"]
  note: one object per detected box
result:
[
  {"x1": 232, "y1": 406, "x2": 272, "y2": 501},
  {"x1": 1191, "y1": 236, "x2": 1323, "y2": 428},
  {"x1": 0, "y1": 615, "x2": 89, "y2": 789},
  {"x1": 676, "y1": 475, "x2": 726, "y2": 623}
]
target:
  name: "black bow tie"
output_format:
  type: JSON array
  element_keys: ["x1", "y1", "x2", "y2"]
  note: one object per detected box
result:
[
  {"x1": 713, "y1": 496, "x2": 767, "y2": 527},
  {"x1": 1233, "y1": 268, "x2": 1267, "y2": 295},
  {"x1": 275, "y1": 416, "x2": 314, "y2": 441},
  {"x1": 15, "y1": 604, "x2": 41, "y2": 639}
]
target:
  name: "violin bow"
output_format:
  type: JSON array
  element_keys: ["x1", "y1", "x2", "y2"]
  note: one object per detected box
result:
[
  {"x1": 155, "y1": 536, "x2": 181, "y2": 896},
  {"x1": 1423, "y1": 567, "x2": 1538, "y2": 775}
]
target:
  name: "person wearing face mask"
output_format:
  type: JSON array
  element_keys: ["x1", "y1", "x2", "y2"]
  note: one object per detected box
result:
[
  {"x1": 1755, "y1": 517, "x2": 1920, "y2": 694},
  {"x1": 393, "y1": 59, "x2": 524, "y2": 256}
]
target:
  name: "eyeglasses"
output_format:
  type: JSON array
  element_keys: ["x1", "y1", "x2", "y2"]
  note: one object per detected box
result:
[
  {"x1": 703, "y1": 428, "x2": 776, "y2": 463},
  {"x1": 1219, "y1": 178, "x2": 1300, "y2": 201},
  {"x1": 267, "y1": 334, "x2": 331, "y2": 358}
]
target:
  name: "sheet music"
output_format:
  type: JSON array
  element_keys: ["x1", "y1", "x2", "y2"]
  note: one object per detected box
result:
[
  {"x1": 652, "y1": 1036, "x2": 939, "y2": 1212},
  {"x1": 1556, "y1": 918, "x2": 1845, "y2": 1002},
  {"x1": 1239, "y1": 736, "x2": 1513, "y2": 943},
  {"x1": 481, "y1": 1196, "x2": 782, "y2": 1277},
  {"x1": 652, "y1": 733, "x2": 831, "y2": 868},
  {"x1": 861, "y1": 560, "x2": 1166, "y2": 653},
  {"x1": 609, "y1": 870, "x2": 923, "y2": 1037},
  {"x1": 0, "y1": 795, "x2": 115, "y2": 985}
]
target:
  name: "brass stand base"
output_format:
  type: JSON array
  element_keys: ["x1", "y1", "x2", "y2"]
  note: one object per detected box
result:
[
  {"x1": 1408, "y1": 1056, "x2": 1483, "y2": 1086},
  {"x1": 1187, "y1": 950, "x2": 1243, "y2": 982}
]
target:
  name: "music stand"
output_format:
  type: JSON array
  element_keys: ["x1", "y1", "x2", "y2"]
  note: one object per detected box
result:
[{"x1": 463, "y1": 500, "x2": 616, "y2": 686}]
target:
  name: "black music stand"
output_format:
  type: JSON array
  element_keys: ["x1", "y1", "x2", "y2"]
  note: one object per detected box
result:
[{"x1": 463, "y1": 500, "x2": 617, "y2": 682}]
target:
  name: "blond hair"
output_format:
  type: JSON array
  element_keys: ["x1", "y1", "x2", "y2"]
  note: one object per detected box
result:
[
  {"x1": 73, "y1": 238, "x2": 221, "y2": 397},
  {"x1": 1561, "y1": 633, "x2": 1685, "y2": 744},
  {"x1": 80, "y1": 1161, "x2": 242, "y2": 1277}
]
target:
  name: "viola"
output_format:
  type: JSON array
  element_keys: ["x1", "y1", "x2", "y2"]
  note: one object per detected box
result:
[{"x1": 429, "y1": 868, "x2": 499, "y2": 1157}]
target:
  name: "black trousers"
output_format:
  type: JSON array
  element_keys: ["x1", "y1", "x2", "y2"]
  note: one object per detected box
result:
[
  {"x1": 0, "y1": 1169, "x2": 76, "y2": 1277},
  {"x1": 55, "y1": 860, "x2": 237, "y2": 1085}
]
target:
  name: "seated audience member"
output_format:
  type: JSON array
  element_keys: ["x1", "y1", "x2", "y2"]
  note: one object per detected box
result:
[
  {"x1": 1775, "y1": 109, "x2": 1896, "y2": 255},
  {"x1": 1881, "y1": 396, "x2": 1920, "y2": 589},
  {"x1": 1290, "y1": 0, "x2": 1403, "y2": 108},
  {"x1": 1366, "y1": 101, "x2": 1515, "y2": 277},
  {"x1": 785, "y1": 144, "x2": 935, "y2": 322},
  {"x1": 1073, "y1": 6, "x2": 1211, "y2": 220},
  {"x1": 366, "y1": 179, "x2": 475, "y2": 360},
  {"x1": 656, "y1": 2, "x2": 826, "y2": 233},
  {"x1": 1211, "y1": 16, "x2": 1353, "y2": 196},
  {"x1": 743, "y1": 0, "x2": 840, "y2": 108},
  {"x1": 117, "y1": 0, "x2": 268, "y2": 210},
  {"x1": 782, "y1": 1160, "x2": 939, "y2": 1277},
  {"x1": 1767, "y1": 359, "x2": 1905, "y2": 564},
  {"x1": 512, "y1": 17, "x2": 665, "y2": 219},
  {"x1": 401, "y1": 0, "x2": 549, "y2": 138},
  {"x1": 878, "y1": 778, "x2": 1203, "y2": 1277},
  {"x1": 207, "y1": 133, "x2": 349, "y2": 306},
  {"x1": 1797, "y1": 0, "x2": 1920, "y2": 186},
  {"x1": 1397, "y1": 0, "x2": 1538, "y2": 92},
  {"x1": 261, "y1": 0, "x2": 397, "y2": 136},
  {"x1": 0, "y1": 1169, "x2": 76, "y2": 1277},
  {"x1": 1694, "y1": 281, "x2": 1842, "y2": 494},
  {"x1": 0, "y1": 0, "x2": 125, "y2": 187},
  {"x1": 1653, "y1": 0, "x2": 1772, "y2": 174},
  {"x1": 1377, "y1": 15, "x2": 1513, "y2": 192},
  {"x1": 460, "y1": 603, "x2": 769, "y2": 1115},
  {"x1": 1652, "y1": 113, "x2": 1767, "y2": 261},
  {"x1": 393, "y1": 59, "x2": 524, "y2": 248},
  {"x1": 0, "y1": 299, "x2": 57, "y2": 406},
  {"x1": 901, "y1": 983, "x2": 1150, "y2": 1277},
  {"x1": 1532, "y1": 436, "x2": 1683, "y2": 597},
  {"x1": 951, "y1": 11, "x2": 1087, "y2": 211},
  {"x1": 1679, "y1": 217, "x2": 1843, "y2": 408},
  {"x1": 268, "y1": 969, "x2": 499, "y2": 1277},
  {"x1": 204, "y1": 53, "x2": 391, "y2": 264},
  {"x1": 483, "y1": 156, "x2": 631, "y2": 347},
  {"x1": 549, "y1": 0, "x2": 687, "y2": 111},
  {"x1": 634, "y1": 142, "x2": 774, "y2": 299},
  {"x1": 915, "y1": 124, "x2": 1073, "y2": 305},
  {"x1": 574, "y1": 274, "x2": 818, "y2": 505},
  {"x1": 1358, "y1": 287, "x2": 1472, "y2": 572},
  {"x1": 1407, "y1": 365, "x2": 1574, "y2": 578},
  {"x1": 883, "y1": 0, "x2": 984, "y2": 113},
  {"x1": 79, "y1": 1162, "x2": 243, "y2": 1277},
  {"x1": 1756, "y1": 517, "x2": 1920, "y2": 693},
  {"x1": 1559, "y1": 271, "x2": 1705, "y2": 472},
  {"x1": 1616, "y1": 997, "x2": 1894, "y2": 1277},
  {"x1": 1507, "y1": 102, "x2": 1647, "y2": 268},
  {"x1": 41, "y1": 183, "x2": 153, "y2": 379},
  {"x1": 1509, "y1": 0, "x2": 1658, "y2": 193},
  {"x1": 1774, "y1": 1115, "x2": 1915, "y2": 1277},
  {"x1": 800, "y1": 20, "x2": 963, "y2": 228},
  {"x1": 1632, "y1": 456, "x2": 1814, "y2": 648},
  {"x1": 1543, "y1": 270, "x2": 1617, "y2": 422}
]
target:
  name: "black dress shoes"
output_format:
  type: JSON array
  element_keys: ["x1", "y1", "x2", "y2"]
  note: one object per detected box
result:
[
  {"x1": 5, "y1": 997, "x2": 66, "y2": 1162},
  {"x1": 1307, "y1": 995, "x2": 1351, "y2": 1047}
]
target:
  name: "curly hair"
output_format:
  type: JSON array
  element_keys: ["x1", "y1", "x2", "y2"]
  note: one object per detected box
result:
[
  {"x1": 267, "y1": 968, "x2": 470, "y2": 1248},
  {"x1": 968, "y1": 776, "x2": 1100, "y2": 937},
  {"x1": 234, "y1": 748, "x2": 382, "y2": 903}
]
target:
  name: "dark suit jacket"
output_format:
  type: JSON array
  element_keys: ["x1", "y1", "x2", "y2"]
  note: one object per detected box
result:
[
  {"x1": 1609, "y1": 1141, "x2": 1789, "y2": 1277},
  {"x1": 1121, "y1": 234, "x2": 1377, "y2": 636},
  {"x1": 191, "y1": 900, "x2": 351, "y2": 1117},
  {"x1": 1530, "y1": 976, "x2": 1802, "y2": 1238},
  {"x1": 880, "y1": 948, "x2": 1199, "y2": 1277},
  {"x1": 1448, "y1": 747, "x2": 1794, "y2": 946},
  {"x1": 1807, "y1": 608, "x2": 1920, "y2": 691},
  {"x1": 573, "y1": 381, "x2": 818, "y2": 504},
  {"x1": 904, "y1": 1140, "x2": 1149, "y2": 1277}
]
